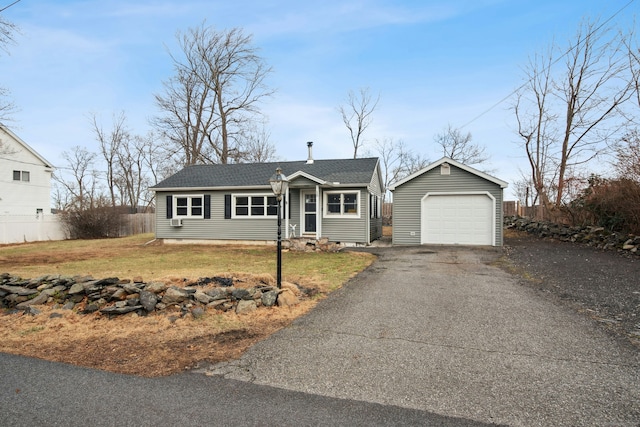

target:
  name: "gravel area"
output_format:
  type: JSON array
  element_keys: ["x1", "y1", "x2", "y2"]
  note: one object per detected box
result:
[{"x1": 503, "y1": 230, "x2": 640, "y2": 349}]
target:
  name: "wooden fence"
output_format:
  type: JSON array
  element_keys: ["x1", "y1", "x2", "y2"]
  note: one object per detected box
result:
[
  {"x1": 382, "y1": 202, "x2": 393, "y2": 225},
  {"x1": 118, "y1": 213, "x2": 155, "y2": 236},
  {"x1": 503, "y1": 201, "x2": 548, "y2": 220}
]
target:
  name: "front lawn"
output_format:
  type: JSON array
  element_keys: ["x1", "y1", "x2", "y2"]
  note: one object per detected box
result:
[{"x1": 0, "y1": 235, "x2": 375, "y2": 376}]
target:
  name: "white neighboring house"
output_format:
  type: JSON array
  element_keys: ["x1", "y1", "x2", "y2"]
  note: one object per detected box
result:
[{"x1": 0, "y1": 125, "x2": 66, "y2": 243}]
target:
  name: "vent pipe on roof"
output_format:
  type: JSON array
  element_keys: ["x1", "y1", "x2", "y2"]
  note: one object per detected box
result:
[{"x1": 306, "y1": 141, "x2": 314, "y2": 164}]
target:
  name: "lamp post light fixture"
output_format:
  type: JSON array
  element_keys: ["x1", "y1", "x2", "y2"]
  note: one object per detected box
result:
[{"x1": 269, "y1": 167, "x2": 289, "y2": 288}]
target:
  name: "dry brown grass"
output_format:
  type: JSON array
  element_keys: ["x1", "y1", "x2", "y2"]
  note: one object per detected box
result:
[
  {"x1": 0, "y1": 301, "x2": 314, "y2": 377},
  {"x1": 0, "y1": 235, "x2": 375, "y2": 377}
]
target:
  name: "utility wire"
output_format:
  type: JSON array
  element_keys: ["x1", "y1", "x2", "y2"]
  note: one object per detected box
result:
[
  {"x1": 0, "y1": 0, "x2": 22, "y2": 13},
  {"x1": 459, "y1": 0, "x2": 637, "y2": 129}
]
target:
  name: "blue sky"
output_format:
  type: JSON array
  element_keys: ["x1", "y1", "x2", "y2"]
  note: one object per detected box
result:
[{"x1": 2, "y1": 0, "x2": 638, "y2": 199}]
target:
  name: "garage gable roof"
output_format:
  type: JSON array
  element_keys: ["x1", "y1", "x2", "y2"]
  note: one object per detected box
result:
[{"x1": 389, "y1": 157, "x2": 508, "y2": 190}]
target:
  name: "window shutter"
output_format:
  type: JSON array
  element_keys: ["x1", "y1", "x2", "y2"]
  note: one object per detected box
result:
[
  {"x1": 224, "y1": 194, "x2": 231, "y2": 219},
  {"x1": 204, "y1": 195, "x2": 211, "y2": 219},
  {"x1": 166, "y1": 195, "x2": 173, "y2": 219}
]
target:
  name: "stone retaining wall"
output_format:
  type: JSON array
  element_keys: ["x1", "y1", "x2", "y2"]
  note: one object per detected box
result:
[
  {"x1": 505, "y1": 216, "x2": 640, "y2": 255},
  {"x1": 0, "y1": 273, "x2": 303, "y2": 318}
]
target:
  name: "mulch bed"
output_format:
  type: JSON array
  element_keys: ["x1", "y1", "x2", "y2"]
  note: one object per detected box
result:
[{"x1": 503, "y1": 230, "x2": 640, "y2": 349}]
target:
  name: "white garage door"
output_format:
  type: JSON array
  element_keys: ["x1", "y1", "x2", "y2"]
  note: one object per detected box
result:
[{"x1": 421, "y1": 194, "x2": 494, "y2": 245}]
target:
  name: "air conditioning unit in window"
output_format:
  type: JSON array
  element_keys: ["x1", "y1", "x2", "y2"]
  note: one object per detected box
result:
[{"x1": 170, "y1": 218, "x2": 183, "y2": 227}]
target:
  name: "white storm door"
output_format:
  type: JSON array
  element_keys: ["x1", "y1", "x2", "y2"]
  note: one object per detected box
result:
[{"x1": 302, "y1": 191, "x2": 317, "y2": 234}]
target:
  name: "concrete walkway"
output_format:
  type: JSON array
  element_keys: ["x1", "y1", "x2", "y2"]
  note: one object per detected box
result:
[{"x1": 198, "y1": 246, "x2": 640, "y2": 426}]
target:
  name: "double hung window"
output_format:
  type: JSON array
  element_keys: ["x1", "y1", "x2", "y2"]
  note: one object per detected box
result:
[
  {"x1": 173, "y1": 195, "x2": 204, "y2": 218},
  {"x1": 324, "y1": 191, "x2": 360, "y2": 217},
  {"x1": 233, "y1": 195, "x2": 279, "y2": 218}
]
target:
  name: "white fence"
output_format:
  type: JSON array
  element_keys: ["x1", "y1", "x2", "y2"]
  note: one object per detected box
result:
[
  {"x1": 0, "y1": 215, "x2": 67, "y2": 244},
  {"x1": 0, "y1": 213, "x2": 156, "y2": 244}
]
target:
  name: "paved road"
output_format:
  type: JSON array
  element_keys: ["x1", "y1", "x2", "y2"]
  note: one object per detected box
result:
[{"x1": 2, "y1": 246, "x2": 639, "y2": 426}]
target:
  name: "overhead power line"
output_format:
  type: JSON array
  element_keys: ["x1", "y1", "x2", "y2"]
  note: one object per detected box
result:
[
  {"x1": 0, "y1": 0, "x2": 22, "y2": 13},
  {"x1": 459, "y1": 0, "x2": 636, "y2": 129}
]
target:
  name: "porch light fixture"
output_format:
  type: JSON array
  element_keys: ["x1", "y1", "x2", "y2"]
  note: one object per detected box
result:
[{"x1": 269, "y1": 167, "x2": 289, "y2": 288}]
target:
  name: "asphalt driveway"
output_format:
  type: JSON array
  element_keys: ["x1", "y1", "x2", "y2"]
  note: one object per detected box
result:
[{"x1": 199, "y1": 245, "x2": 640, "y2": 426}]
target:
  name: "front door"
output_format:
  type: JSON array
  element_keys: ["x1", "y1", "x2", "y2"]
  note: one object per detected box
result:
[{"x1": 302, "y1": 192, "x2": 317, "y2": 234}]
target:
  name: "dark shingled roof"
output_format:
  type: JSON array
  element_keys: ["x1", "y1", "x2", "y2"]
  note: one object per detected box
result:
[{"x1": 151, "y1": 157, "x2": 379, "y2": 189}]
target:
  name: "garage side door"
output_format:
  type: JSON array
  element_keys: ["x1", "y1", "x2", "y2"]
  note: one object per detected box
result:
[{"x1": 421, "y1": 194, "x2": 493, "y2": 245}]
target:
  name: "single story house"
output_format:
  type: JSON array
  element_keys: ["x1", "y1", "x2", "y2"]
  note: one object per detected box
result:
[
  {"x1": 151, "y1": 145, "x2": 384, "y2": 245},
  {"x1": 390, "y1": 157, "x2": 508, "y2": 246}
]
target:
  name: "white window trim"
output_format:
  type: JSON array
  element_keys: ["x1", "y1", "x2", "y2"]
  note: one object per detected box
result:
[
  {"x1": 323, "y1": 190, "x2": 361, "y2": 218},
  {"x1": 232, "y1": 193, "x2": 281, "y2": 219},
  {"x1": 173, "y1": 194, "x2": 204, "y2": 219},
  {"x1": 13, "y1": 170, "x2": 30, "y2": 182}
]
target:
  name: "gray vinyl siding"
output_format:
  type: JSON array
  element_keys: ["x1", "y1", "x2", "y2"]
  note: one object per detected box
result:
[
  {"x1": 392, "y1": 165, "x2": 504, "y2": 246},
  {"x1": 156, "y1": 188, "x2": 373, "y2": 244},
  {"x1": 290, "y1": 176, "x2": 319, "y2": 187},
  {"x1": 370, "y1": 213, "x2": 382, "y2": 242},
  {"x1": 156, "y1": 190, "x2": 282, "y2": 241},
  {"x1": 288, "y1": 189, "x2": 301, "y2": 236},
  {"x1": 321, "y1": 188, "x2": 368, "y2": 244},
  {"x1": 368, "y1": 166, "x2": 384, "y2": 241}
]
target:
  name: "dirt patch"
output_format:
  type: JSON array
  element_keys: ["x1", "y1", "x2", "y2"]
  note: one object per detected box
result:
[{"x1": 502, "y1": 228, "x2": 640, "y2": 348}]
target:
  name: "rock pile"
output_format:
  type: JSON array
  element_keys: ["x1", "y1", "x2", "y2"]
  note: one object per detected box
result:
[
  {"x1": 505, "y1": 216, "x2": 640, "y2": 255},
  {"x1": 287, "y1": 237, "x2": 341, "y2": 252},
  {"x1": 0, "y1": 273, "x2": 302, "y2": 317}
]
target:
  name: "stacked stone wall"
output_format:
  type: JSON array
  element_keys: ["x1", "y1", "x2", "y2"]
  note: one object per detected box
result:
[
  {"x1": 505, "y1": 216, "x2": 640, "y2": 255},
  {"x1": 0, "y1": 273, "x2": 304, "y2": 317}
]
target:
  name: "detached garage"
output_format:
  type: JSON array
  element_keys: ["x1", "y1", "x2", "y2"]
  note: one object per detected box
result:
[{"x1": 390, "y1": 157, "x2": 508, "y2": 246}]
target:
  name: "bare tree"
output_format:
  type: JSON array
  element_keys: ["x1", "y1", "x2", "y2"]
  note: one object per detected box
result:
[
  {"x1": 115, "y1": 133, "x2": 156, "y2": 212},
  {"x1": 514, "y1": 19, "x2": 634, "y2": 210},
  {"x1": 512, "y1": 176, "x2": 536, "y2": 208},
  {"x1": 371, "y1": 137, "x2": 429, "y2": 204},
  {"x1": 92, "y1": 112, "x2": 163, "y2": 212},
  {"x1": 141, "y1": 130, "x2": 176, "y2": 186},
  {"x1": 153, "y1": 63, "x2": 215, "y2": 165},
  {"x1": 0, "y1": 11, "x2": 18, "y2": 124},
  {"x1": 625, "y1": 26, "x2": 639, "y2": 110},
  {"x1": 434, "y1": 124, "x2": 489, "y2": 166},
  {"x1": 513, "y1": 48, "x2": 557, "y2": 211},
  {"x1": 339, "y1": 88, "x2": 379, "y2": 158},
  {"x1": 153, "y1": 23, "x2": 274, "y2": 165},
  {"x1": 615, "y1": 130, "x2": 640, "y2": 181},
  {"x1": 553, "y1": 20, "x2": 632, "y2": 206},
  {"x1": 92, "y1": 112, "x2": 128, "y2": 208},
  {"x1": 54, "y1": 146, "x2": 101, "y2": 210},
  {"x1": 236, "y1": 122, "x2": 277, "y2": 162}
]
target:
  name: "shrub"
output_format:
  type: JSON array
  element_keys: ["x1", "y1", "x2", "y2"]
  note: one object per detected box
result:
[
  {"x1": 58, "y1": 206, "x2": 122, "y2": 239},
  {"x1": 570, "y1": 176, "x2": 640, "y2": 234}
]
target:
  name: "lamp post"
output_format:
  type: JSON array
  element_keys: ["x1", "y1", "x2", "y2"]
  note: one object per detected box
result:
[{"x1": 269, "y1": 167, "x2": 289, "y2": 288}]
